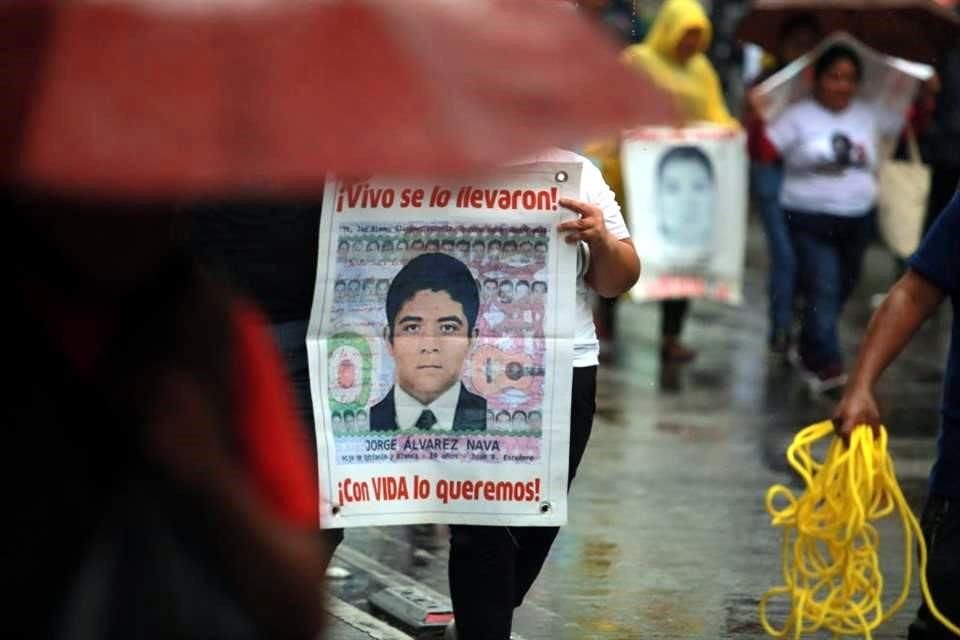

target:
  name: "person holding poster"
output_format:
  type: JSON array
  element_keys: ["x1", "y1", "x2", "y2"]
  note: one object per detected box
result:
[
  {"x1": 370, "y1": 252, "x2": 487, "y2": 431},
  {"x1": 755, "y1": 44, "x2": 925, "y2": 388},
  {"x1": 445, "y1": 148, "x2": 639, "y2": 640},
  {"x1": 620, "y1": 0, "x2": 739, "y2": 363}
]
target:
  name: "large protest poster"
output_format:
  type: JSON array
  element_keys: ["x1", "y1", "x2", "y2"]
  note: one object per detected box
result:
[
  {"x1": 307, "y1": 164, "x2": 580, "y2": 527},
  {"x1": 621, "y1": 125, "x2": 748, "y2": 304}
]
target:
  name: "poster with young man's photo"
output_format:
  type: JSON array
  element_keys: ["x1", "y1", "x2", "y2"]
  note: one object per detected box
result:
[
  {"x1": 307, "y1": 164, "x2": 580, "y2": 527},
  {"x1": 621, "y1": 125, "x2": 748, "y2": 304}
]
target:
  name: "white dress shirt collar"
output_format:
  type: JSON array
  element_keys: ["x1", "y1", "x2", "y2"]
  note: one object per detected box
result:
[{"x1": 394, "y1": 382, "x2": 461, "y2": 432}]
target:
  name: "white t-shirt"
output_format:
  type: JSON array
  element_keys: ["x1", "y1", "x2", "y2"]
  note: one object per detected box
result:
[
  {"x1": 515, "y1": 148, "x2": 630, "y2": 367},
  {"x1": 767, "y1": 98, "x2": 904, "y2": 217}
]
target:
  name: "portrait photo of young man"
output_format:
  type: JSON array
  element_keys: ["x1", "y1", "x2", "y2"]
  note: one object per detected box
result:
[
  {"x1": 370, "y1": 252, "x2": 487, "y2": 431},
  {"x1": 655, "y1": 144, "x2": 716, "y2": 271}
]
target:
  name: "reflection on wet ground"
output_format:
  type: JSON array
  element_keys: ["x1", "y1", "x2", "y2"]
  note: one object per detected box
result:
[{"x1": 330, "y1": 235, "x2": 950, "y2": 639}]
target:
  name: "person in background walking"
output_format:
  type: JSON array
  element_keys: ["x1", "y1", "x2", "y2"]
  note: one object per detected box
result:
[
  {"x1": 744, "y1": 14, "x2": 822, "y2": 356},
  {"x1": 754, "y1": 44, "x2": 927, "y2": 389},
  {"x1": 621, "y1": 0, "x2": 740, "y2": 364},
  {"x1": 445, "y1": 148, "x2": 640, "y2": 640}
]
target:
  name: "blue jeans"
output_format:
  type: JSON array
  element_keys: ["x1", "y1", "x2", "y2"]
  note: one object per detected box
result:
[
  {"x1": 785, "y1": 210, "x2": 874, "y2": 371},
  {"x1": 750, "y1": 162, "x2": 795, "y2": 338}
]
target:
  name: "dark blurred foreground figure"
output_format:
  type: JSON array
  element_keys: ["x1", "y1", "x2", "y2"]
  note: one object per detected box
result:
[
  {"x1": 6, "y1": 201, "x2": 327, "y2": 640},
  {"x1": 190, "y1": 201, "x2": 346, "y2": 561},
  {"x1": 834, "y1": 188, "x2": 960, "y2": 639}
]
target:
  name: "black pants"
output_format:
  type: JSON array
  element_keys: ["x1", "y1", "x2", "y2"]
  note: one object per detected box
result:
[
  {"x1": 447, "y1": 366, "x2": 597, "y2": 640},
  {"x1": 907, "y1": 495, "x2": 960, "y2": 639},
  {"x1": 272, "y1": 320, "x2": 345, "y2": 558},
  {"x1": 661, "y1": 299, "x2": 689, "y2": 338}
]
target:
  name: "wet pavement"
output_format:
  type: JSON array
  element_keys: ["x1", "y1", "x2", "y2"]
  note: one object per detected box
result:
[{"x1": 326, "y1": 222, "x2": 951, "y2": 639}]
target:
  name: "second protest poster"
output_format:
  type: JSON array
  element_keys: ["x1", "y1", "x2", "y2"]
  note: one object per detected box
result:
[{"x1": 307, "y1": 163, "x2": 580, "y2": 527}]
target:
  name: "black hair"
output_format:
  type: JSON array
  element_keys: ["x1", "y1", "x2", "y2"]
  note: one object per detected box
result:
[
  {"x1": 496, "y1": 410, "x2": 511, "y2": 420},
  {"x1": 657, "y1": 145, "x2": 714, "y2": 182},
  {"x1": 814, "y1": 44, "x2": 863, "y2": 83},
  {"x1": 532, "y1": 280, "x2": 547, "y2": 291},
  {"x1": 779, "y1": 13, "x2": 821, "y2": 40},
  {"x1": 500, "y1": 279, "x2": 514, "y2": 288},
  {"x1": 356, "y1": 409, "x2": 367, "y2": 418},
  {"x1": 385, "y1": 253, "x2": 480, "y2": 339},
  {"x1": 343, "y1": 410, "x2": 355, "y2": 420},
  {"x1": 512, "y1": 411, "x2": 527, "y2": 420},
  {"x1": 516, "y1": 280, "x2": 530, "y2": 289}
]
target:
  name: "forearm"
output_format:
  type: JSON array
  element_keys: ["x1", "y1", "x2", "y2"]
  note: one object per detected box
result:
[
  {"x1": 585, "y1": 235, "x2": 640, "y2": 298},
  {"x1": 847, "y1": 273, "x2": 942, "y2": 392}
]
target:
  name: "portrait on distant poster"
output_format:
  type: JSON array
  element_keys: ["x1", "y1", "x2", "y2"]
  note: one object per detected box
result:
[{"x1": 622, "y1": 125, "x2": 747, "y2": 304}]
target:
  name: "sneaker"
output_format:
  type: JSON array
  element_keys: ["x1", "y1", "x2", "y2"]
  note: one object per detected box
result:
[
  {"x1": 809, "y1": 361, "x2": 847, "y2": 393},
  {"x1": 325, "y1": 566, "x2": 352, "y2": 580}
]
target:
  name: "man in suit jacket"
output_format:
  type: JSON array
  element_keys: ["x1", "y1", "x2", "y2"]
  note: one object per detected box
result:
[{"x1": 370, "y1": 253, "x2": 487, "y2": 431}]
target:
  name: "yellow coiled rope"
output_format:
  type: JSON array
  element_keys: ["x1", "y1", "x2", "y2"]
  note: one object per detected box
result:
[{"x1": 760, "y1": 421, "x2": 959, "y2": 638}]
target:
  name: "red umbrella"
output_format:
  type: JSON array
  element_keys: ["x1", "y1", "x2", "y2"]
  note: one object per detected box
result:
[
  {"x1": 734, "y1": 0, "x2": 960, "y2": 66},
  {"x1": 1, "y1": 0, "x2": 673, "y2": 200}
]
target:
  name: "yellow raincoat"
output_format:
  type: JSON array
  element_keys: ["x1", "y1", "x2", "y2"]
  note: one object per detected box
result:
[
  {"x1": 585, "y1": 0, "x2": 737, "y2": 207},
  {"x1": 623, "y1": 0, "x2": 736, "y2": 127}
]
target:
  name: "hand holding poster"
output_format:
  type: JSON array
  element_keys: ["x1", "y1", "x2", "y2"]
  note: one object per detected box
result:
[
  {"x1": 621, "y1": 125, "x2": 748, "y2": 304},
  {"x1": 307, "y1": 164, "x2": 581, "y2": 527}
]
